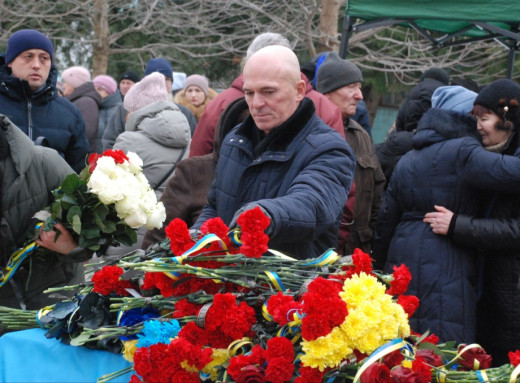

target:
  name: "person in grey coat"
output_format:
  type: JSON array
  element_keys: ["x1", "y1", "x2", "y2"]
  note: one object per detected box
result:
[
  {"x1": 104, "y1": 72, "x2": 190, "y2": 257},
  {"x1": 0, "y1": 115, "x2": 88, "y2": 310}
]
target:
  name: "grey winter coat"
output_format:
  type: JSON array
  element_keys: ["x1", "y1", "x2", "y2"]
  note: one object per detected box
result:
[{"x1": 0, "y1": 114, "x2": 82, "y2": 309}]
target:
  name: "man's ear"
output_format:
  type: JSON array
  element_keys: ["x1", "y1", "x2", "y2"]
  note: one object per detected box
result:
[{"x1": 295, "y1": 79, "x2": 306, "y2": 101}]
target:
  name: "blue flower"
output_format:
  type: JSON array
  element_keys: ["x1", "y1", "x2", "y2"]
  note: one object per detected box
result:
[
  {"x1": 118, "y1": 307, "x2": 160, "y2": 340},
  {"x1": 136, "y1": 319, "x2": 181, "y2": 348}
]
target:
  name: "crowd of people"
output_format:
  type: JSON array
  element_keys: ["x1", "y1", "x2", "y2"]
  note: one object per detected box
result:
[{"x1": 1, "y1": 28, "x2": 520, "y2": 365}]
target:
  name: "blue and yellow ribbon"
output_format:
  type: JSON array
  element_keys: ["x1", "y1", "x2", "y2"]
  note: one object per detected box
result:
[
  {"x1": 172, "y1": 234, "x2": 228, "y2": 264},
  {"x1": 264, "y1": 270, "x2": 286, "y2": 291},
  {"x1": 353, "y1": 338, "x2": 410, "y2": 383},
  {"x1": 301, "y1": 249, "x2": 340, "y2": 267},
  {"x1": 0, "y1": 223, "x2": 43, "y2": 287},
  {"x1": 0, "y1": 242, "x2": 39, "y2": 287}
]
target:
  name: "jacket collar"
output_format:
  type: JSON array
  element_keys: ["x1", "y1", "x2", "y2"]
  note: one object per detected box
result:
[{"x1": 237, "y1": 97, "x2": 315, "y2": 155}]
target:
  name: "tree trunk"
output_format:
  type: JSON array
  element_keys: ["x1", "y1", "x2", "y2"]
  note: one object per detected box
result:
[
  {"x1": 318, "y1": 0, "x2": 344, "y2": 53},
  {"x1": 92, "y1": 0, "x2": 109, "y2": 76}
]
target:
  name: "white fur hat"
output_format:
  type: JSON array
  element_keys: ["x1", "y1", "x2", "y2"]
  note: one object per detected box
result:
[{"x1": 123, "y1": 72, "x2": 168, "y2": 113}]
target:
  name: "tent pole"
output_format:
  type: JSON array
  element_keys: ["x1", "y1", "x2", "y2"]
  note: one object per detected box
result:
[
  {"x1": 339, "y1": 16, "x2": 352, "y2": 58},
  {"x1": 507, "y1": 45, "x2": 516, "y2": 79}
]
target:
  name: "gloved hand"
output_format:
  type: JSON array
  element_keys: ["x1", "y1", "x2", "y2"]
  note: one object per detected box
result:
[
  {"x1": 189, "y1": 228, "x2": 203, "y2": 242},
  {"x1": 229, "y1": 203, "x2": 273, "y2": 235}
]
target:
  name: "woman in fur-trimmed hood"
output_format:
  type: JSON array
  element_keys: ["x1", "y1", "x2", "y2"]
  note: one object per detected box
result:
[{"x1": 173, "y1": 74, "x2": 218, "y2": 121}]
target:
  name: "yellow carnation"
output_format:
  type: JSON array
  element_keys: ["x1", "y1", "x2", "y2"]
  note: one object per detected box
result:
[{"x1": 122, "y1": 339, "x2": 138, "y2": 362}]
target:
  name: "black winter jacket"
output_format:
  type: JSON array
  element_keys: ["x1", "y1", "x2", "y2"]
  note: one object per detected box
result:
[
  {"x1": 374, "y1": 108, "x2": 520, "y2": 343},
  {"x1": 449, "y1": 133, "x2": 520, "y2": 364}
]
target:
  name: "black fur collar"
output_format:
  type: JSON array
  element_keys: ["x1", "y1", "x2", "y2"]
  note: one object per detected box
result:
[{"x1": 237, "y1": 98, "x2": 315, "y2": 155}]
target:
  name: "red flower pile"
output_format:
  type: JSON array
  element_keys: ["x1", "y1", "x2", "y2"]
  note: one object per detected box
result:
[
  {"x1": 131, "y1": 337, "x2": 213, "y2": 383},
  {"x1": 228, "y1": 337, "x2": 295, "y2": 383}
]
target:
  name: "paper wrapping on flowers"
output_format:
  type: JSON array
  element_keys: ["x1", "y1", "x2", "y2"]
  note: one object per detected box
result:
[{"x1": 1, "y1": 207, "x2": 520, "y2": 382}]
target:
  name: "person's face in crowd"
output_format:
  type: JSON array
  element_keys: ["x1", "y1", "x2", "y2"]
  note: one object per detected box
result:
[
  {"x1": 185, "y1": 85, "x2": 206, "y2": 107},
  {"x1": 62, "y1": 81, "x2": 75, "y2": 97},
  {"x1": 243, "y1": 52, "x2": 305, "y2": 134},
  {"x1": 8, "y1": 49, "x2": 51, "y2": 91},
  {"x1": 325, "y1": 82, "x2": 363, "y2": 118},
  {"x1": 477, "y1": 111, "x2": 513, "y2": 147},
  {"x1": 164, "y1": 76, "x2": 173, "y2": 94},
  {"x1": 95, "y1": 87, "x2": 110, "y2": 99},
  {"x1": 119, "y1": 79, "x2": 135, "y2": 96}
]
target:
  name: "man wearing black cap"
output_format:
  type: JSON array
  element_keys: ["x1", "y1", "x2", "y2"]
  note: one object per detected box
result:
[
  {"x1": 0, "y1": 29, "x2": 89, "y2": 173},
  {"x1": 316, "y1": 52, "x2": 385, "y2": 256},
  {"x1": 118, "y1": 70, "x2": 140, "y2": 100}
]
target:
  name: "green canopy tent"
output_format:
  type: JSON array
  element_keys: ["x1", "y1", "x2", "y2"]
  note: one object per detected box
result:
[{"x1": 339, "y1": 0, "x2": 520, "y2": 77}]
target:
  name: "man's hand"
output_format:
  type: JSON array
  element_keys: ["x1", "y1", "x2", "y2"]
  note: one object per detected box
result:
[
  {"x1": 423, "y1": 205, "x2": 454, "y2": 235},
  {"x1": 35, "y1": 222, "x2": 78, "y2": 255}
]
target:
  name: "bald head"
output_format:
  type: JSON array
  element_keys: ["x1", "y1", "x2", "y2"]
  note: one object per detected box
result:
[
  {"x1": 242, "y1": 45, "x2": 306, "y2": 134},
  {"x1": 244, "y1": 45, "x2": 301, "y2": 85}
]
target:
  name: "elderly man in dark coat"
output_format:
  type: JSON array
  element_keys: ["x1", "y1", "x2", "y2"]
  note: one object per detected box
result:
[{"x1": 192, "y1": 45, "x2": 356, "y2": 260}]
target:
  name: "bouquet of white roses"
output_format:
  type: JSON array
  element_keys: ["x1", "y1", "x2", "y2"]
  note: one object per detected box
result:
[{"x1": 40, "y1": 149, "x2": 166, "y2": 251}]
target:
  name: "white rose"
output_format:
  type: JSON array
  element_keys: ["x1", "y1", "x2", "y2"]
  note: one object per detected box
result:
[
  {"x1": 126, "y1": 152, "x2": 143, "y2": 174},
  {"x1": 124, "y1": 208, "x2": 148, "y2": 228},
  {"x1": 97, "y1": 181, "x2": 125, "y2": 205},
  {"x1": 93, "y1": 156, "x2": 118, "y2": 177},
  {"x1": 115, "y1": 195, "x2": 137, "y2": 218},
  {"x1": 140, "y1": 189, "x2": 159, "y2": 212},
  {"x1": 145, "y1": 202, "x2": 166, "y2": 229}
]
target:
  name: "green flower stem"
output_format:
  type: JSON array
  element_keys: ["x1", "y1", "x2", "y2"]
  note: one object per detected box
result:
[{"x1": 97, "y1": 365, "x2": 134, "y2": 383}]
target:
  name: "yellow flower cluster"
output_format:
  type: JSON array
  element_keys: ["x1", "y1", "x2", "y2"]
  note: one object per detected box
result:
[
  {"x1": 301, "y1": 273, "x2": 410, "y2": 371},
  {"x1": 202, "y1": 348, "x2": 229, "y2": 380}
]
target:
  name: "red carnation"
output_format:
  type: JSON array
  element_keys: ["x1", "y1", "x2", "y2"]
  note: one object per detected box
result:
[
  {"x1": 509, "y1": 350, "x2": 520, "y2": 366},
  {"x1": 91, "y1": 265, "x2": 133, "y2": 296},
  {"x1": 360, "y1": 362, "x2": 392, "y2": 383},
  {"x1": 352, "y1": 248, "x2": 374, "y2": 273},
  {"x1": 265, "y1": 357, "x2": 294, "y2": 383},
  {"x1": 141, "y1": 272, "x2": 175, "y2": 297},
  {"x1": 266, "y1": 292, "x2": 302, "y2": 326},
  {"x1": 421, "y1": 333, "x2": 440, "y2": 345},
  {"x1": 397, "y1": 294, "x2": 420, "y2": 318},
  {"x1": 294, "y1": 366, "x2": 327, "y2": 383},
  {"x1": 457, "y1": 345, "x2": 492, "y2": 370},
  {"x1": 102, "y1": 149, "x2": 129, "y2": 164},
  {"x1": 165, "y1": 218, "x2": 194, "y2": 255},
  {"x1": 237, "y1": 206, "x2": 270, "y2": 232},
  {"x1": 266, "y1": 337, "x2": 294, "y2": 362},
  {"x1": 386, "y1": 264, "x2": 412, "y2": 295},
  {"x1": 87, "y1": 153, "x2": 102, "y2": 172}
]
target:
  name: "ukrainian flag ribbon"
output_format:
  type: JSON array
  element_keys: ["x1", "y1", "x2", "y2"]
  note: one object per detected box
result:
[
  {"x1": 0, "y1": 242, "x2": 39, "y2": 287},
  {"x1": 353, "y1": 338, "x2": 411, "y2": 383}
]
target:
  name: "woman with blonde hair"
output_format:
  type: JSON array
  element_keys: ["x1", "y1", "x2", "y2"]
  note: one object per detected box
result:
[{"x1": 174, "y1": 74, "x2": 218, "y2": 121}]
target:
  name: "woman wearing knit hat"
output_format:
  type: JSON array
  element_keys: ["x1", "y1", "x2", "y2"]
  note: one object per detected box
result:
[
  {"x1": 93, "y1": 75, "x2": 121, "y2": 153},
  {"x1": 374, "y1": 83, "x2": 520, "y2": 347},
  {"x1": 422, "y1": 78, "x2": 520, "y2": 364},
  {"x1": 61, "y1": 66, "x2": 101, "y2": 151},
  {"x1": 174, "y1": 74, "x2": 218, "y2": 121},
  {"x1": 107, "y1": 72, "x2": 191, "y2": 257}
]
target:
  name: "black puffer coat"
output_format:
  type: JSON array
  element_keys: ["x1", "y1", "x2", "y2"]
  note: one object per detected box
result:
[
  {"x1": 449, "y1": 133, "x2": 520, "y2": 365},
  {"x1": 374, "y1": 108, "x2": 520, "y2": 343}
]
